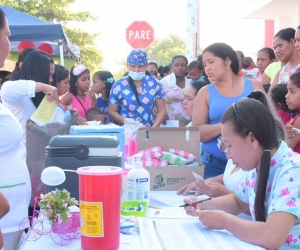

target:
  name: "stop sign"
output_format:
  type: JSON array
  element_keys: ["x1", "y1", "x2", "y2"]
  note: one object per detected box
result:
[{"x1": 126, "y1": 21, "x2": 154, "y2": 49}]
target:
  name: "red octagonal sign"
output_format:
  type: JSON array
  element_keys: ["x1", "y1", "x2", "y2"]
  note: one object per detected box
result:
[{"x1": 126, "y1": 21, "x2": 154, "y2": 49}]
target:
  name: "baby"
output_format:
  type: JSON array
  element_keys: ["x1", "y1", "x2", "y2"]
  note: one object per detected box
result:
[
  {"x1": 241, "y1": 57, "x2": 259, "y2": 79},
  {"x1": 86, "y1": 108, "x2": 105, "y2": 124}
]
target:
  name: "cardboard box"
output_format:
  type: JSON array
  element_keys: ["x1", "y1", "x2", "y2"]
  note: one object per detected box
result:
[{"x1": 136, "y1": 127, "x2": 204, "y2": 191}]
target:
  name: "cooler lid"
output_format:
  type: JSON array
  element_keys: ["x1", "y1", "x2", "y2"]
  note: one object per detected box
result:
[
  {"x1": 46, "y1": 135, "x2": 121, "y2": 159},
  {"x1": 48, "y1": 135, "x2": 119, "y2": 148},
  {"x1": 70, "y1": 124, "x2": 124, "y2": 134}
]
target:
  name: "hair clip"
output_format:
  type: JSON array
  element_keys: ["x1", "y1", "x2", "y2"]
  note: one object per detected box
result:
[
  {"x1": 73, "y1": 64, "x2": 87, "y2": 76},
  {"x1": 107, "y1": 77, "x2": 114, "y2": 84},
  {"x1": 232, "y1": 103, "x2": 240, "y2": 118}
]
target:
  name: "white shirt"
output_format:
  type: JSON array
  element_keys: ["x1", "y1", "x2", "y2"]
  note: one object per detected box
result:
[
  {"x1": 0, "y1": 103, "x2": 31, "y2": 233},
  {"x1": 1, "y1": 80, "x2": 36, "y2": 145},
  {"x1": 223, "y1": 159, "x2": 251, "y2": 220},
  {"x1": 223, "y1": 159, "x2": 247, "y2": 192}
]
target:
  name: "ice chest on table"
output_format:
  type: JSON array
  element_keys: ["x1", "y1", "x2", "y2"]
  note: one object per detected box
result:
[
  {"x1": 70, "y1": 124, "x2": 125, "y2": 168},
  {"x1": 45, "y1": 135, "x2": 122, "y2": 200},
  {"x1": 136, "y1": 127, "x2": 204, "y2": 191}
]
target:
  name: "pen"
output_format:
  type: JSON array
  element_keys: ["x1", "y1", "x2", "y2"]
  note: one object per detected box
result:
[
  {"x1": 149, "y1": 205, "x2": 162, "y2": 209},
  {"x1": 179, "y1": 197, "x2": 212, "y2": 207}
]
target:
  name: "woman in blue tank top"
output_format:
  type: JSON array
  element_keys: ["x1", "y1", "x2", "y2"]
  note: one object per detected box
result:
[{"x1": 192, "y1": 43, "x2": 264, "y2": 178}]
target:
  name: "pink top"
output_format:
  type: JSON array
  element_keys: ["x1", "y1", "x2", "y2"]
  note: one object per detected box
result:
[
  {"x1": 70, "y1": 93, "x2": 92, "y2": 118},
  {"x1": 289, "y1": 113, "x2": 300, "y2": 154}
]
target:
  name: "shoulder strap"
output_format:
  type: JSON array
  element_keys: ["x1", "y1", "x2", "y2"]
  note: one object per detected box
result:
[{"x1": 74, "y1": 95, "x2": 87, "y2": 114}]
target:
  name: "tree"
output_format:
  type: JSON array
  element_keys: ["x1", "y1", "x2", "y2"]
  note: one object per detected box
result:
[
  {"x1": 2, "y1": 0, "x2": 103, "y2": 72},
  {"x1": 146, "y1": 34, "x2": 185, "y2": 66}
]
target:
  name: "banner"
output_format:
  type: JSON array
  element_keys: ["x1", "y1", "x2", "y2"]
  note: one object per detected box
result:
[{"x1": 186, "y1": 10, "x2": 197, "y2": 34}]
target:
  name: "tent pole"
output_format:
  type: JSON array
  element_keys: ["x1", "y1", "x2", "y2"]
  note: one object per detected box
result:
[{"x1": 59, "y1": 39, "x2": 64, "y2": 66}]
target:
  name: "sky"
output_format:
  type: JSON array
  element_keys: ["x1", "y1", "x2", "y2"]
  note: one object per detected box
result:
[{"x1": 69, "y1": 0, "x2": 265, "y2": 73}]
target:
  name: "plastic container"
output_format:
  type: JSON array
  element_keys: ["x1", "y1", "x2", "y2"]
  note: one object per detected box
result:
[
  {"x1": 127, "y1": 154, "x2": 150, "y2": 205},
  {"x1": 121, "y1": 201, "x2": 148, "y2": 217},
  {"x1": 78, "y1": 166, "x2": 122, "y2": 250}
]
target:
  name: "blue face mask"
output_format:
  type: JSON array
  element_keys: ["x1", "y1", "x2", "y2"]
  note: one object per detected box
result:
[{"x1": 128, "y1": 71, "x2": 145, "y2": 81}]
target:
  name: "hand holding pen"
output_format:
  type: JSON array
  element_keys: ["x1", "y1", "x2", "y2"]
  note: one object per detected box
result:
[{"x1": 180, "y1": 197, "x2": 212, "y2": 207}]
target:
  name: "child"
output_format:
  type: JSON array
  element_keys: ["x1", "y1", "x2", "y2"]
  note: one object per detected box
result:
[
  {"x1": 188, "y1": 61, "x2": 209, "y2": 83},
  {"x1": 270, "y1": 84, "x2": 291, "y2": 124},
  {"x1": 92, "y1": 71, "x2": 115, "y2": 124},
  {"x1": 52, "y1": 65, "x2": 70, "y2": 97},
  {"x1": 240, "y1": 57, "x2": 259, "y2": 79},
  {"x1": 61, "y1": 64, "x2": 95, "y2": 119},
  {"x1": 285, "y1": 71, "x2": 300, "y2": 153},
  {"x1": 86, "y1": 107, "x2": 105, "y2": 124}
]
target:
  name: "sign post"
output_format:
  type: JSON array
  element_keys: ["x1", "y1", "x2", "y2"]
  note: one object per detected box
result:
[{"x1": 126, "y1": 21, "x2": 154, "y2": 49}]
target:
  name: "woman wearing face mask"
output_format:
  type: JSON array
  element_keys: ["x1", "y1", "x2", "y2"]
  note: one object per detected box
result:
[{"x1": 108, "y1": 49, "x2": 166, "y2": 127}]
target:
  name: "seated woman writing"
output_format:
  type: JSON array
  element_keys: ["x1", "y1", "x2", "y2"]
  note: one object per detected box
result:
[{"x1": 184, "y1": 98, "x2": 300, "y2": 250}]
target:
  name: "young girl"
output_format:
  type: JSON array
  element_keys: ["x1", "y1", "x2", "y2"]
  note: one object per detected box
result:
[
  {"x1": 62, "y1": 64, "x2": 96, "y2": 118},
  {"x1": 92, "y1": 71, "x2": 114, "y2": 124},
  {"x1": 270, "y1": 84, "x2": 291, "y2": 124},
  {"x1": 285, "y1": 71, "x2": 300, "y2": 153},
  {"x1": 52, "y1": 64, "x2": 70, "y2": 97}
]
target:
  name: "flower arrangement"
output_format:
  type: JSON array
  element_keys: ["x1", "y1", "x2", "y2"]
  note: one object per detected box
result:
[{"x1": 39, "y1": 189, "x2": 78, "y2": 224}]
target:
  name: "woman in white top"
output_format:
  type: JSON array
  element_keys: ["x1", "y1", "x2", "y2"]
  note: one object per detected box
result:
[
  {"x1": 0, "y1": 9, "x2": 34, "y2": 249},
  {"x1": 1, "y1": 50, "x2": 57, "y2": 146},
  {"x1": 178, "y1": 90, "x2": 284, "y2": 198},
  {"x1": 183, "y1": 80, "x2": 209, "y2": 127},
  {"x1": 178, "y1": 82, "x2": 247, "y2": 197},
  {"x1": 160, "y1": 55, "x2": 191, "y2": 126}
]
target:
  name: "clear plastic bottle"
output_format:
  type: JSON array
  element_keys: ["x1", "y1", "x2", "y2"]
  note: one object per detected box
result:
[{"x1": 127, "y1": 154, "x2": 150, "y2": 205}]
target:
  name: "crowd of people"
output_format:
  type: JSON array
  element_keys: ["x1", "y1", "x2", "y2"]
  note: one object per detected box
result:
[{"x1": 1, "y1": 5, "x2": 300, "y2": 249}]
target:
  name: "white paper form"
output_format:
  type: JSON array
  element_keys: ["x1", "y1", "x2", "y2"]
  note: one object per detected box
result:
[
  {"x1": 149, "y1": 207, "x2": 195, "y2": 219},
  {"x1": 120, "y1": 233, "x2": 135, "y2": 244},
  {"x1": 159, "y1": 120, "x2": 179, "y2": 128},
  {"x1": 150, "y1": 191, "x2": 209, "y2": 207},
  {"x1": 139, "y1": 218, "x2": 265, "y2": 250}
]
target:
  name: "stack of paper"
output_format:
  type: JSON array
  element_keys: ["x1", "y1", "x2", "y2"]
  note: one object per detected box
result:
[{"x1": 139, "y1": 218, "x2": 264, "y2": 250}]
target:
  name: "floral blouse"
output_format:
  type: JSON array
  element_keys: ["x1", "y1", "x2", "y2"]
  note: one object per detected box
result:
[
  {"x1": 236, "y1": 141, "x2": 300, "y2": 249},
  {"x1": 160, "y1": 73, "x2": 191, "y2": 127},
  {"x1": 278, "y1": 64, "x2": 300, "y2": 85},
  {"x1": 109, "y1": 75, "x2": 164, "y2": 127}
]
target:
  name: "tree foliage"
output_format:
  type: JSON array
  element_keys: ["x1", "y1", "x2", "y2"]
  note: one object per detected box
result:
[
  {"x1": 146, "y1": 34, "x2": 185, "y2": 66},
  {"x1": 2, "y1": 0, "x2": 102, "y2": 72}
]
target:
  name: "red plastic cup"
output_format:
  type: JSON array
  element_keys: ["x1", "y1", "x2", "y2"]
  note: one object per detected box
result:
[{"x1": 77, "y1": 166, "x2": 122, "y2": 250}]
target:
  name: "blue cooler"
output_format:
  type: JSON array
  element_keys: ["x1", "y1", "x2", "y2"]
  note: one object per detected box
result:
[{"x1": 70, "y1": 124, "x2": 125, "y2": 168}]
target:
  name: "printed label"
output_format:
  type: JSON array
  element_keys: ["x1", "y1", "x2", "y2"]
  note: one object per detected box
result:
[
  {"x1": 80, "y1": 201, "x2": 104, "y2": 237},
  {"x1": 128, "y1": 178, "x2": 149, "y2": 200}
]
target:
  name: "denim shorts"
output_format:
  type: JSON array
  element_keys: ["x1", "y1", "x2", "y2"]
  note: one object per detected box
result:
[{"x1": 201, "y1": 148, "x2": 227, "y2": 179}]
